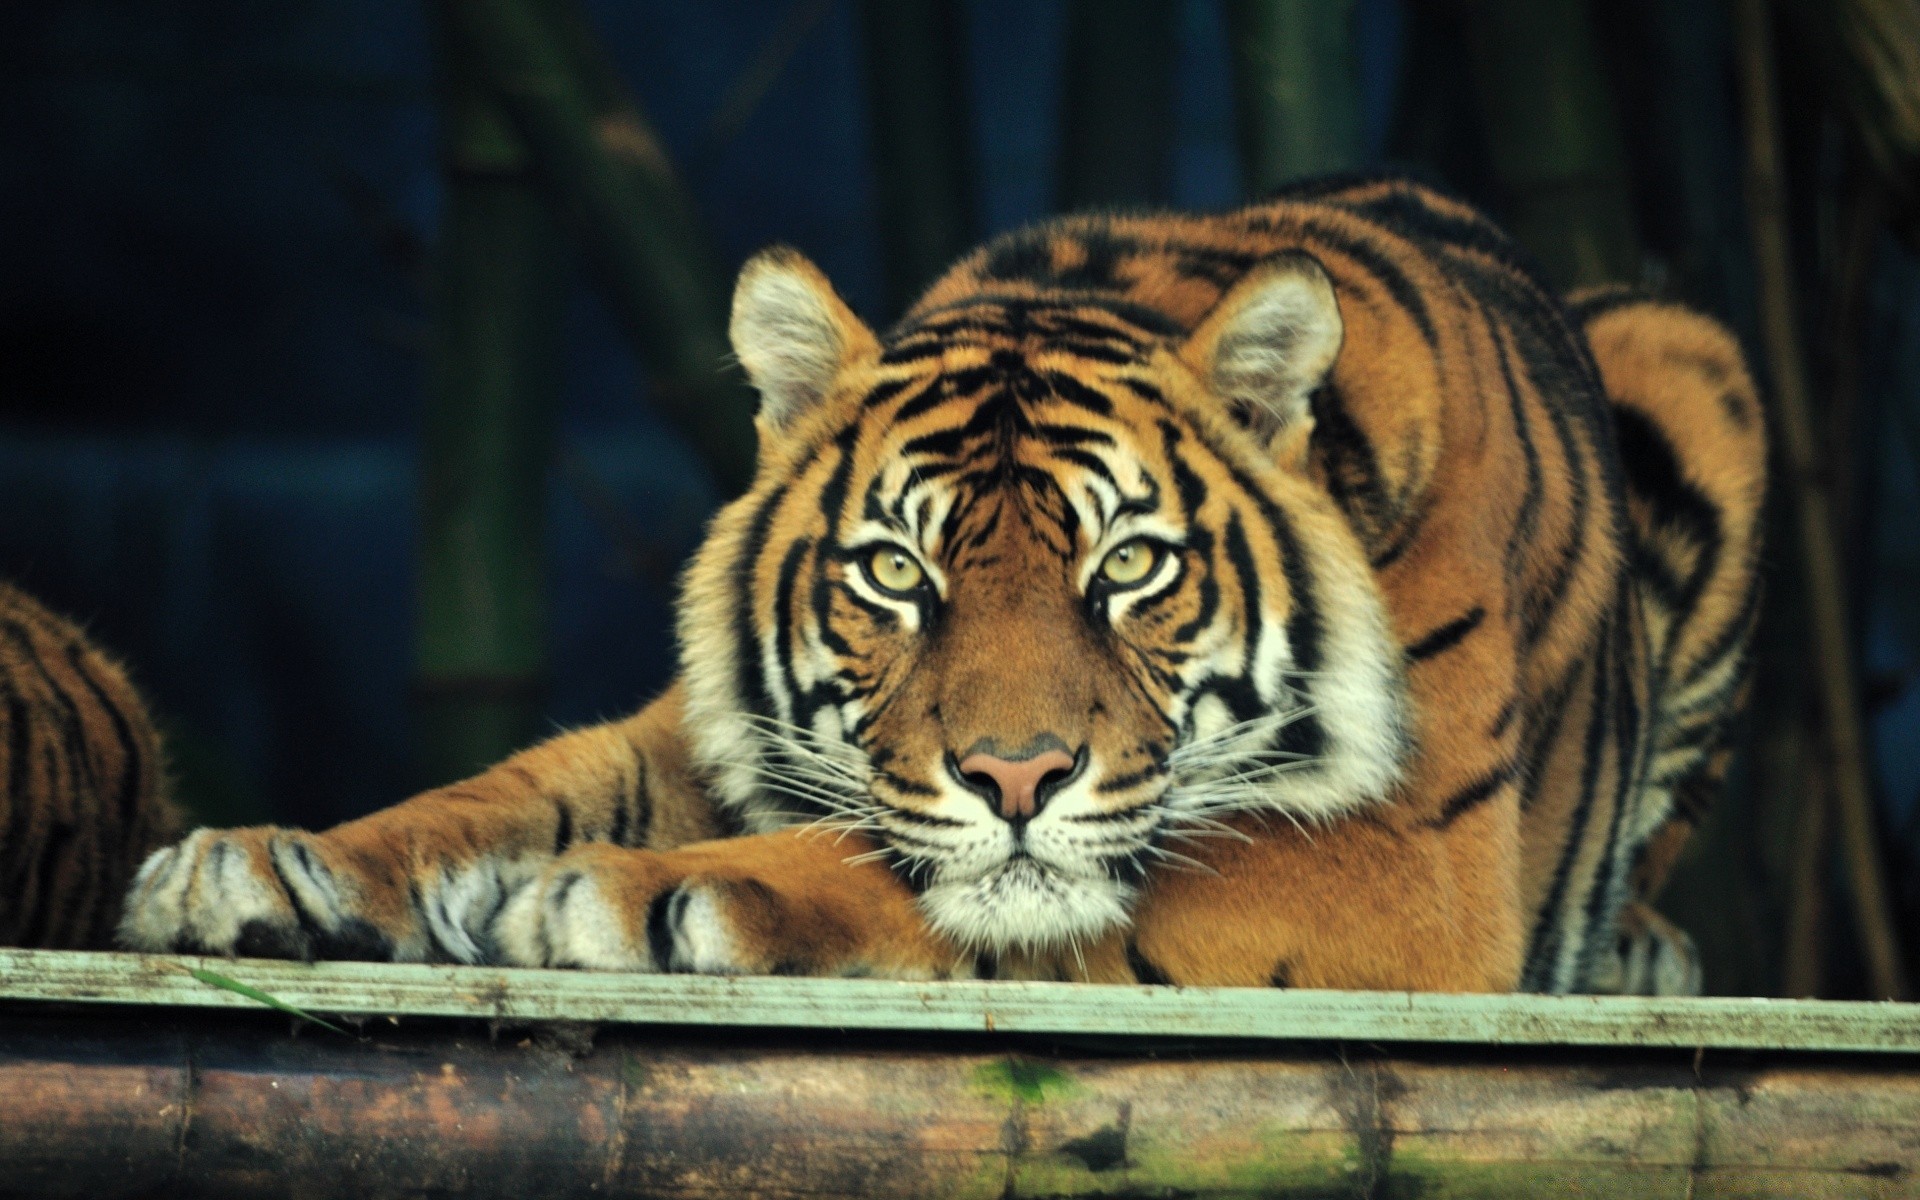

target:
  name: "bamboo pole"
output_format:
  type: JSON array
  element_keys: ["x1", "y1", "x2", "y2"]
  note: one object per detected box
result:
[
  {"x1": 437, "y1": 0, "x2": 757, "y2": 494},
  {"x1": 1458, "y1": 0, "x2": 1641, "y2": 288},
  {"x1": 859, "y1": 0, "x2": 977, "y2": 315},
  {"x1": 1779, "y1": 185, "x2": 1883, "y2": 999},
  {"x1": 1224, "y1": 0, "x2": 1366, "y2": 195},
  {"x1": 1734, "y1": 0, "x2": 1909, "y2": 1001},
  {"x1": 415, "y1": 14, "x2": 565, "y2": 785},
  {"x1": 1781, "y1": 764, "x2": 1831, "y2": 997},
  {"x1": 1784, "y1": 0, "x2": 1920, "y2": 247},
  {"x1": 1056, "y1": 0, "x2": 1176, "y2": 210},
  {"x1": 4, "y1": 1007, "x2": 1920, "y2": 1197}
]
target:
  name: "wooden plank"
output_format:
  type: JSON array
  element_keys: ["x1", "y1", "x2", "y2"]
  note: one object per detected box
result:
[
  {"x1": 4, "y1": 1013, "x2": 1917, "y2": 1198},
  {"x1": 4, "y1": 949, "x2": 1919, "y2": 1053}
]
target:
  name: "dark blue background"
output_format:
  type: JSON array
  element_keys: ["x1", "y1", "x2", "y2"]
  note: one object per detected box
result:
[{"x1": 2, "y1": 1, "x2": 1917, "y2": 939}]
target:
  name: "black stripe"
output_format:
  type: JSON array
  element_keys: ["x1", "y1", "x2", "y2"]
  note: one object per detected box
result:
[
  {"x1": 1051, "y1": 447, "x2": 1118, "y2": 488},
  {"x1": 894, "y1": 377, "x2": 963, "y2": 423},
  {"x1": 773, "y1": 536, "x2": 816, "y2": 725},
  {"x1": 1521, "y1": 616, "x2": 1615, "y2": 990},
  {"x1": 1093, "y1": 764, "x2": 1167, "y2": 794},
  {"x1": 1405, "y1": 607, "x2": 1485, "y2": 662},
  {"x1": 15, "y1": 746, "x2": 71, "y2": 947},
  {"x1": 1580, "y1": 583, "x2": 1647, "y2": 965},
  {"x1": 731, "y1": 483, "x2": 791, "y2": 719},
  {"x1": 267, "y1": 843, "x2": 332, "y2": 950},
  {"x1": 858, "y1": 377, "x2": 914, "y2": 409},
  {"x1": 646, "y1": 886, "x2": 685, "y2": 970},
  {"x1": 64, "y1": 643, "x2": 147, "y2": 829},
  {"x1": 1614, "y1": 405, "x2": 1722, "y2": 610},
  {"x1": 1491, "y1": 322, "x2": 1545, "y2": 591},
  {"x1": 1042, "y1": 371, "x2": 1114, "y2": 416},
  {"x1": 1367, "y1": 490, "x2": 1433, "y2": 570},
  {"x1": 609, "y1": 754, "x2": 640, "y2": 848},
  {"x1": 1426, "y1": 761, "x2": 1517, "y2": 828},
  {"x1": 1126, "y1": 941, "x2": 1172, "y2": 985},
  {"x1": 1033, "y1": 422, "x2": 1115, "y2": 447},
  {"x1": 1310, "y1": 383, "x2": 1391, "y2": 535}
]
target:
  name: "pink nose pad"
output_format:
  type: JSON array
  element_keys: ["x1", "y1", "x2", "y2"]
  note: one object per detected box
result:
[{"x1": 959, "y1": 749, "x2": 1077, "y2": 821}]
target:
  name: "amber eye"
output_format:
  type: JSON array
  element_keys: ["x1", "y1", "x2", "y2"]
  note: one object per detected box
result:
[
  {"x1": 865, "y1": 546, "x2": 927, "y2": 594},
  {"x1": 1098, "y1": 539, "x2": 1160, "y2": 586}
]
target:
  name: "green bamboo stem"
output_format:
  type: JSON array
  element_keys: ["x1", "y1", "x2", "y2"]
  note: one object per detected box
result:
[
  {"x1": 416, "y1": 16, "x2": 566, "y2": 785},
  {"x1": 859, "y1": 0, "x2": 978, "y2": 315},
  {"x1": 1056, "y1": 0, "x2": 1176, "y2": 210},
  {"x1": 1459, "y1": 0, "x2": 1641, "y2": 287},
  {"x1": 439, "y1": 0, "x2": 757, "y2": 494},
  {"x1": 1225, "y1": 0, "x2": 1366, "y2": 195},
  {"x1": 1735, "y1": 0, "x2": 1909, "y2": 1001}
]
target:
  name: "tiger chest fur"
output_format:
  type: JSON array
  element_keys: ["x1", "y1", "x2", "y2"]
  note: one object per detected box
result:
[{"x1": 120, "y1": 176, "x2": 1763, "y2": 995}]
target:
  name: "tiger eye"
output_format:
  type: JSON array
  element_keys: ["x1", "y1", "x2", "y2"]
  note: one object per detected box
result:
[
  {"x1": 1099, "y1": 540, "x2": 1158, "y2": 586},
  {"x1": 868, "y1": 547, "x2": 926, "y2": 593}
]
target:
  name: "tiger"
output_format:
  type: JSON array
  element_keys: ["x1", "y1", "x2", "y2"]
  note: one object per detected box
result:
[
  {"x1": 117, "y1": 174, "x2": 1764, "y2": 994},
  {"x1": 1, "y1": 581, "x2": 179, "y2": 950}
]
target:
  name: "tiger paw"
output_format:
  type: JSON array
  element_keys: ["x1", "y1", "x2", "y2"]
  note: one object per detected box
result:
[
  {"x1": 117, "y1": 827, "x2": 426, "y2": 961},
  {"x1": 490, "y1": 844, "x2": 778, "y2": 973}
]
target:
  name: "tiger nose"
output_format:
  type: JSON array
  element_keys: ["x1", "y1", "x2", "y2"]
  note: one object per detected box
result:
[{"x1": 958, "y1": 749, "x2": 1078, "y2": 822}]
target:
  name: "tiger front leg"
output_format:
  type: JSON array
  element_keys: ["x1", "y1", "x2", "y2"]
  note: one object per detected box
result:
[
  {"x1": 117, "y1": 689, "x2": 711, "y2": 962},
  {"x1": 1125, "y1": 806, "x2": 1527, "y2": 992},
  {"x1": 493, "y1": 829, "x2": 959, "y2": 979}
]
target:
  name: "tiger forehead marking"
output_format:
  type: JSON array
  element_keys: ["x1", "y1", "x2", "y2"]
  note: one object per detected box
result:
[{"x1": 681, "y1": 245, "x2": 1408, "y2": 953}]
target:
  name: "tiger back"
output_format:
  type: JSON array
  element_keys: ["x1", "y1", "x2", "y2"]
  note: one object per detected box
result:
[{"x1": 0, "y1": 582, "x2": 178, "y2": 949}]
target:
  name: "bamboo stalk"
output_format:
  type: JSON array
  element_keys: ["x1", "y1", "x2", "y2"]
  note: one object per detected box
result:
[
  {"x1": 1458, "y1": 0, "x2": 1641, "y2": 287},
  {"x1": 4, "y1": 1006, "x2": 1920, "y2": 1197},
  {"x1": 1780, "y1": 184, "x2": 1885, "y2": 1000},
  {"x1": 1734, "y1": 0, "x2": 1909, "y2": 1001},
  {"x1": 859, "y1": 0, "x2": 977, "y2": 315},
  {"x1": 415, "y1": 13, "x2": 565, "y2": 785},
  {"x1": 1224, "y1": 0, "x2": 1366, "y2": 195},
  {"x1": 1056, "y1": 0, "x2": 1176, "y2": 209},
  {"x1": 1781, "y1": 763, "x2": 1831, "y2": 997},
  {"x1": 438, "y1": 0, "x2": 757, "y2": 494},
  {"x1": 1784, "y1": 0, "x2": 1920, "y2": 247}
]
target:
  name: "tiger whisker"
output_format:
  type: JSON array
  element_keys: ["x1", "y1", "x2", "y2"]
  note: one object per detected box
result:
[{"x1": 1141, "y1": 845, "x2": 1219, "y2": 876}]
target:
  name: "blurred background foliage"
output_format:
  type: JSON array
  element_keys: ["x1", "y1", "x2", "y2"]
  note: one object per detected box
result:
[{"x1": 2, "y1": 0, "x2": 1918, "y2": 999}]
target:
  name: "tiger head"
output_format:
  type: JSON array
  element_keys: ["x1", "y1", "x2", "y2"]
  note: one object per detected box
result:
[{"x1": 679, "y1": 246, "x2": 1409, "y2": 954}]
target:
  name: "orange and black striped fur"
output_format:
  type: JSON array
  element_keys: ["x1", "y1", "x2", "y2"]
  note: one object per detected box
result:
[
  {"x1": 120, "y1": 176, "x2": 1763, "y2": 994},
  {"x1": 1, "y1": 583, "x2": 177, "y2": 949}
]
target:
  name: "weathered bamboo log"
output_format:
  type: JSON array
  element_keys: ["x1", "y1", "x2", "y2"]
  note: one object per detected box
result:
[
  {"x1": 858, "y1": 0, "x2": 977, "y2": 316},
  {"x1": 1458, "y1": 0, "x2": 1641, "y2": 287},
  {"x1": 415, "y1": 12, "x2": 565, "y2": 784},
  {"x1": 1734, "y1": 0, "x2": 1911, "y2": 1001},
  {"x1": 1224, "y1": 0, "x2": 1366, "y2": 195},
  {"x1": 438, "y1": 0, "x2": 757, "y2": 493},
  {"x1": 1056, "y1": 0, "x2": 1176, "y2": 209},
  {"x1": 2, "y1": 1007, "x2": 1917, "y2": 1198}
]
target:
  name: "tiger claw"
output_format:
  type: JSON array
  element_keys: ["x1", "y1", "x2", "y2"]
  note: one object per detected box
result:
[{"x1": 116, "y1": 828, "x2": 410, "y2": 961}]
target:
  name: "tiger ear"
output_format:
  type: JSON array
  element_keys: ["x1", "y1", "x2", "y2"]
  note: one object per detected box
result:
[
  {"x1": 1181, "y1": 252, "x2": 1343, "y2": 462},
  {"x1": 729, "y1": 247, "x2": 878, "y2": 431}
]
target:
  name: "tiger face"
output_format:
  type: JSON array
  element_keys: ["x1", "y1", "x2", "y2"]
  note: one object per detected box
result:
[{"x1": 679, "y1": 248, "x2": 1409, "y2": 954}]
